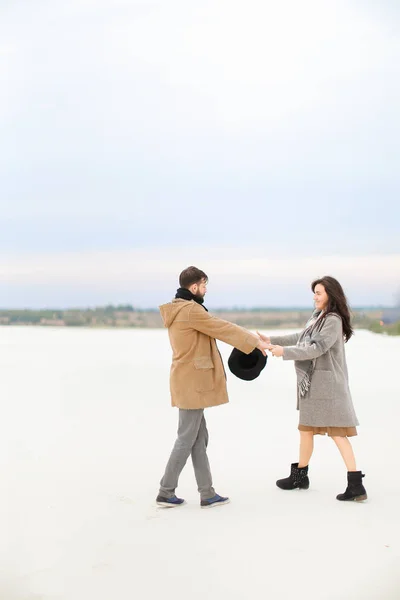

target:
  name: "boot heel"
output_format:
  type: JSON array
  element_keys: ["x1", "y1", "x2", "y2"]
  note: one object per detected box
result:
[{"x1": 354, "y1": 494, "x2": 367, "y2": 502}]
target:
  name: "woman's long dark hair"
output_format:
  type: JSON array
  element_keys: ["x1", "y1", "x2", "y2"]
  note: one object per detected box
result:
[{"x1": 312, "y1": 276, "x2": 354, "y2": 342}]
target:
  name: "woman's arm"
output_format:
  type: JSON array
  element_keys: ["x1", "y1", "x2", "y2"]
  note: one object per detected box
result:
[
  {"x1": 281, "y1": 315, "x2": 342, "y2": 361},
  {"x1": 270, "y1": 332, "x2": 300, "y2": 347},
  {"x1": 257, "y1": 331, "x2": 300, "y2": 346}
]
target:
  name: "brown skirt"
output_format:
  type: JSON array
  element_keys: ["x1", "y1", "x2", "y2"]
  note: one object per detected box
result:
[{"x1": 298, "y1": 424, "x2": 358, "y2": 437}]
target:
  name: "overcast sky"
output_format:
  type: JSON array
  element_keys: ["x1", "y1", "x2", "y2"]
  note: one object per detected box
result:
[{"x1": 1, "y1": 0, "x2": 399, "y2": 308}]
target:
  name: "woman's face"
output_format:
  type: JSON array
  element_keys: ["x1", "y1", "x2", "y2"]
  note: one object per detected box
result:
[{"x1": 314, "y1": 283, "x2": 329, "y2": 311}]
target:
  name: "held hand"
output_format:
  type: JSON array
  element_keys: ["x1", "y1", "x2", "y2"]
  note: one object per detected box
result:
[
  {"x1": 267, "y1": 344, "x2": 284, "y2": 358},
  {"x1": 256, "y1": 331, "x2": 270, "y2": 344},
  {"x1": 256, "y1": 339, "x2": 270, "y2": 356}
]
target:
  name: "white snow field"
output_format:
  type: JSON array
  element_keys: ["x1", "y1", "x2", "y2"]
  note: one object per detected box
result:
[{"x1": 1, "y1": 326, "x2": 400, "y2": 600}]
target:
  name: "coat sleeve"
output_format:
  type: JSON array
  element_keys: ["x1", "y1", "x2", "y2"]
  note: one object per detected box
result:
[
  {"x1": 282, "y1": 315, "x2": 342, "y2": 361},
  {"x1": 270, "y1": 332, "x2": 300, "y2": 346},
  {"x1": 188, "y1": 304, "x2": 259, "y2": 354}
]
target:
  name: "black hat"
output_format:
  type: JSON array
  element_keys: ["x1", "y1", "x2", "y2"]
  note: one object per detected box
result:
[{"x1": 228, "y1": 348, "x2": 267, "y2": 381}]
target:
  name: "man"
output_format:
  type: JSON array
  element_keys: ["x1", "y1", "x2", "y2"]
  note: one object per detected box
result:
[{"x1": 156, "y1": 266, "x2": 268, "y2": 509}]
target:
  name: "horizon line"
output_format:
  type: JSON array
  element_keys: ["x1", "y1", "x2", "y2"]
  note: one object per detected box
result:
[{"x1": 0, "y1": 304, "x2": 396, "y2": 312}]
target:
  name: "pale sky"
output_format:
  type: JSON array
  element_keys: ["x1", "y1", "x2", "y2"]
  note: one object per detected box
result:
[{"x1": 1, "y1": 0, "x2": 399, "y2": 308}]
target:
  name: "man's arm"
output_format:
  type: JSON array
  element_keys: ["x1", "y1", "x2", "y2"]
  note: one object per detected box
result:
[{"x1": 188, "y1": 304, "x2": 260, "y2": 355}]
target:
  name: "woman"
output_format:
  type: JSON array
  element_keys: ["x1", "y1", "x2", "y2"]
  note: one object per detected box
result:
[{"x1": 259, "y1": 276, "x2": 367, "y2": 501}]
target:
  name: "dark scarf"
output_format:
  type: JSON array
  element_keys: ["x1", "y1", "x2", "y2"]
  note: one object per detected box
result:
[{"x1": 175, "y1": 287, "x2": 208, "y2": 311}]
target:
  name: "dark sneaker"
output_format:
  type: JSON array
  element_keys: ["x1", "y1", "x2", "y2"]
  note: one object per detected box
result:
[
  {"x1": 200, "y1": 494, "x2": 230, "y2": 509},
  {"x1": 156, "y1": 494, "x2": 185, "y2": 508}
]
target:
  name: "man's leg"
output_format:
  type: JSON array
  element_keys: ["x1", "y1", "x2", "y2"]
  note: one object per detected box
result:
[
  {"x1": 159, "y1": 409, "x2": 204, "y2": 498},
  {"x1": 191, "y1": 414, "x2": 215, "y2": 500}
]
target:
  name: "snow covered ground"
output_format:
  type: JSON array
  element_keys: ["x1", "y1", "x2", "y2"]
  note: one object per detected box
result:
[{"x1": 1, "y1": 326, "x2": 400, "y2": 600}]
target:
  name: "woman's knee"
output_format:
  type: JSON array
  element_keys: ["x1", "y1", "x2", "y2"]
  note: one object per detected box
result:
[
  {"x1": 299, "y1": 430, "x2": 314, "y2": 438},
  {"x1": 331, "y1": 435, "x2": 346, "y2": 444}
]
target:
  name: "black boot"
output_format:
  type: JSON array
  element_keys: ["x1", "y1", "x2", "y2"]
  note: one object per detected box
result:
[
  {"x1": 336, "y1": 471, "x2": 367, "y2": 501},
  {"x1": 276, "y1": 462, "x2": 309, "y2": 490}
]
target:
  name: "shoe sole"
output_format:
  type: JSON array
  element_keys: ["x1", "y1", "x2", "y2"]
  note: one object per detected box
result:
[
  {"x1": 156, "y1": 501, "x2": 186, "y2": 508},
  {"x1": 339, "y1": 494, "x2": 368, "y2": 502},
  {"x1": 201, "y1": 499, "x2": 230, "y2": 509},
  {"x1": 276, "y1": 485, "x2": 310, "y2": 490}
]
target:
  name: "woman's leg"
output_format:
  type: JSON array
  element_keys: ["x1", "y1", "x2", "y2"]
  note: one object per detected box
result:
[
  {"x1": 299, "y1": 431, "x2": 314, "y2": 468},
  {"x1": 331, "y1": 436, "x2": 357, "y2": 471}
]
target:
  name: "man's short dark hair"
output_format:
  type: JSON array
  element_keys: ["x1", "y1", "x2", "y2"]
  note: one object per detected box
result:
[{"x1": 179, "y1": 266, "x2": 208, "y2": 289}]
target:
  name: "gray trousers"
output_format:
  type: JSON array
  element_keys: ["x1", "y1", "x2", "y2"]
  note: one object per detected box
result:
[{"x1": 159, "y1": 409, "x2": 215, "y2": 500}]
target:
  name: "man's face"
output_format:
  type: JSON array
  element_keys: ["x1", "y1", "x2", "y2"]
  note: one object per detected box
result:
[{"x1": 190, "y1": 278, "x2": 207, "y2": 298}]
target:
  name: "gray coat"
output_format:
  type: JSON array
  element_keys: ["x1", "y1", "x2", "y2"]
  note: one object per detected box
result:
[{"x1": 270, "y1": 314, "x2": 359, "y2": 427}]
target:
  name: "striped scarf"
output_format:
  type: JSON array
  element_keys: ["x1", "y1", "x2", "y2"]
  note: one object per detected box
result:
[{"x1": 296, "y1": 309, "x2": 325, "y2": 397}]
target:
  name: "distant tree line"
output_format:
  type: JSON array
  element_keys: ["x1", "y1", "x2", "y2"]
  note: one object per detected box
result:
[
  {"x1": 0, "y1": 305, "x2": 159, "y2": 328},
  {"x1": 0, "y1": 305, "x2": 399, "y2": 334}
]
